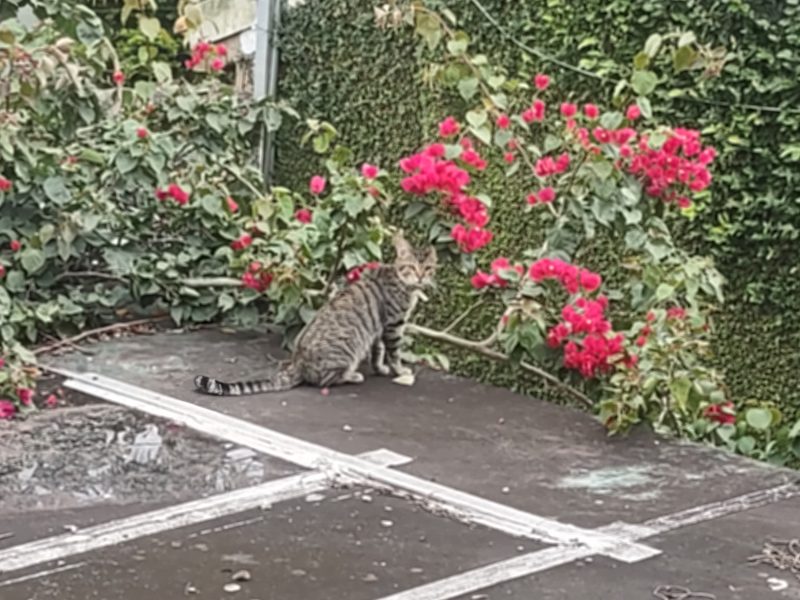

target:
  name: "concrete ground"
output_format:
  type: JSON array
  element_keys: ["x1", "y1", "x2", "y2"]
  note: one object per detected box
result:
[{"x1": 1, "y1": 328, "x2": 799, "y2": 600}]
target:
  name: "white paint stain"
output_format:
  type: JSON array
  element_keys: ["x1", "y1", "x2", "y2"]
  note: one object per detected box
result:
[{"x1": 557, "y1": 466, "x2": 659, "y2": 500}]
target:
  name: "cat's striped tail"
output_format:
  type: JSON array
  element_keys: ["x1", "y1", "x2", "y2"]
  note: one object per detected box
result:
[{"x1": 194, "y1": 361, "x2": 302, "y2": 396}]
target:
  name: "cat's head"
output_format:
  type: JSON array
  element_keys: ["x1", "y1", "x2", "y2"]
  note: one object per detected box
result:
[{"x1": 392, "y1": 232, "x2": 437, "y2": 289}]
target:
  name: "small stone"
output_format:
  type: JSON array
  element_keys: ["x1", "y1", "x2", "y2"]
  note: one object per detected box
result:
[
  {"x1": 362, "y1": 573, "x2": 378, "y2": 583},
  {"x1": 384, "y1": 506, "x2": 393, "y2": 512},
  {"x1": 171, "y1": 541, "x2": 182, "y2": 548},
  {"x1": 380, "y1": 520, "x2": 394, "y2": 528},
  {"x1": 361, "y1": 494, "x2": 373, "y2": 503},
  {"x1": 280, "y1": 401, "x2": 287, "y2": 407},
  {"x1": 223, "y1": 583, "x2": 241, "y2": 593},
  {"x1": 184, "y1": 583, "x2": 198, "y2": 595},
  {"x1": 501, "y1": 486, "x2": 510, "y2": 494},
  {"x1": 498, "y1": 417, "x2": 505, "y2": 424},
  {"x1": 342, "y1": 424, "x2": 352, "y2": 432},
  {"x1": 516, "y1": 545, "x2": 525, "y2": 552},
  {"x1": 321, "y1": 388, "x2": 330, "y2": 396},
  {"x1": 63, "y1": 524, "x2": 79, "y2": 533},
  {"x1": 232, "y1": 570, "x2": 251, "y2": 582},
  {"x1": 418, "y1": 535, "x2": 427, "y2": 542},
  {"x1": 194, "y1": 543, "x2": 209, "y2": 552},
  {"x1": 304, "y1": 493, "x2": 325, "y2": 503},
  {"x1": 260, "y1": 503, "x2": 273, "y2": 511},
  {"x1": 290, "y1": 569, "x2": 307, "y2": 577},
  {"x1": 471, "y1": 595, "x2": 489, "y2": 600},
  {"x1": 410, "y1": 567, "x2": 424, "y2": 574}
]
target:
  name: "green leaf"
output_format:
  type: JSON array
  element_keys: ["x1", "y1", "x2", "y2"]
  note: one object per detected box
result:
[
  {"x1": 139, "y1": 15, "x2": 161, "y2": 39},
  {"x1": 470, "y1": 126, "x2": 492, "y2": 146},
  {"x1": 633, "y1": 51, "x2": 650, "y2": 70},
  {"x1": 457, "y1": 77, "x2": 479, "y2": 101},
  {"x1": 789, "y1": 419, "x2": 800, "y2": 439},
  {"x1": 643, "y1": 33, "x2": 663, "y2": 58},
  {"x1": 115, "y1": 152, "x2": 137, "y2": 175},
  {"x1": 678, "y1": 31, "x2": 697, "y2": 47},
  {"x1": 655, "y1": 283, "x2": 675, "y2": 301},
  {"x1": 669, "y1": 377, "x2": 692, "y2": 408},
  {"x1": 20, "y1": 248, "x2": 45, "y2": 274},
  {"x1": 151, "y1": 61, "x2": 172, "y2": 83},
  {"x1": 414, "y1": 11, "x2": 442, "y2": 50},
  {"x1": 745, "y1": 407, "x2": 773, "y2": 431},
  {"x1": 447, "y1": 37, "x2": 468, "y2": 55},
  {"x1": 344, "y1": 195, "x2": 367, "y2": 218},
  {"x1": 736, "y1": 436, "x2": 756, "y2": 455},
  {"x1": 465, "y1": 109, "x2": 487, "y2": 128},
  {"x1": 43, "y1": 176, "x2": 70, "y2": 204},
  {"x1": 631, "y1": 70, "x2": 658, "y2": 96},
  {"x1": 636, "y1": 97, "x2": 653, "y2": 119},
  {"x1": 4, "y1": 270, "x2": 25, "y2": 292},
  {"x1": 673, "y1": 46, "x2": 698, "y2": 72},
  {"x1": 624, "y1": 228, "x2": 647, "y2": 250}
]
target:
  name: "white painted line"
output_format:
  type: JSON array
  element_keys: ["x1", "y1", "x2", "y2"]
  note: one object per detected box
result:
[
  {"x1": 374, "y1": 480, "x2": 800, "y2": 600},
  {"x1": 0, "y1": 562, "x2": 87, "y2": 588},
  {"x1": 376, "y1": 546, "x2": 592, "y2": 600},
  {"x1": 61, "y1": 372, "x2": 658, "y2": 563},
  {"x1": 0, "y1": 448, "x2": 409, "y2": 577}
]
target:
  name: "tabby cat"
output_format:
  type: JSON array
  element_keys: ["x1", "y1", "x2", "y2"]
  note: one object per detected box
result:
[{"x1": 193, "y1": 233, "x2": 437, "y2": 396}]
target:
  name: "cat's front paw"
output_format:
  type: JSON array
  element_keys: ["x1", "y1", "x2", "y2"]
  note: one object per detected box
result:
[
  {"x1": 391, "y1": 363, "x2": 413, "y2": 377},
  {"x1": 375, "y1": 363, "x2": 392, "y2": 376}
]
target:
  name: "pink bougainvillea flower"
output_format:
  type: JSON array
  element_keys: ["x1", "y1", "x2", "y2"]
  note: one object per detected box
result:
[
  {"x1": 495, "y1": 113, "x2": 510, "y2": 129},
  {"x1": 295, "y1": 208, "x2": 312, "y2": 224},
  {"x1": 136, "y1": 127, "x2": 148, "y2": 139},
  {"x1": 309, "y1": 175, "x2": 326, "y2": 195},
  {"x1": 9, "y1": 240, "x2": 21, "y2": 252},
  {"x1": 677, "y1": 196, "x2": 693, "y2": 209},
  {"x1": 583, "y1": 103, "x2": 600, "y2": 119},
  {"x1": 361, "y1": 163, "x2": 379, "y2": 179},
  {"x1": 215, "y1": 44, "x2": 228, "y2": 56},
  {"x1": 45, "y1": 394, "x2": 58, "y2": 408},
  {"x1": 0, "y1": 400, "x2": 14, "y2": 420},
  {"x1": 537, "y1": 187, "x2": 556, "y2": 203},
  {"x1": 210, "y1": 57, "x2": 225, "y2": 71},
  {"x1": 249, "y1": 261, "x2": 262, "y2": 273},
  {"x1": 231, "y1": 233, "x2": 253, "y2": 251},
  {"x1": 526, "y1": 192, "x2": 539, "y2": 205},
  {"x1": 167, "y1": 183, "x2": 189, "y2": 205},
  {"x1": 470, "y1": 270, "x2": 497, "y2": 290},
  {"x1": 503, "y1": 152, "x2": 515, "y2": 164},
  {"x1": 534, "y1": 73, "x2": 551, "y2": 90},
  {"x1": 0, "y1": 264, "x2": 5, "y2": 279},
  {"x1": 438, "y1": 116, "x2": 460, "y2": 137},
  {"x1": 704, "y1": 401, "x2": 736, "y2": 425},
  {"x1": 17, "y1": 388, "x2": 33, "y2": 406},
  {"x1": 626, "y1": 104, "x2": 642, "y2": 120},
  {"x1": 225, "y1": 196, "x2": 239, "y2": 212},
  {"x1": 112, "y1": 70, "x2": 125, "y2": 85},
  {"x1": 0, "y1": 176, "x2": 12, "y2": 192},
  {"x1": 667, "y1": 306, "x2": 687, "y2": 320},
  {"x1": 560, "y1": 102, "x2": 577, "y2": 118}
]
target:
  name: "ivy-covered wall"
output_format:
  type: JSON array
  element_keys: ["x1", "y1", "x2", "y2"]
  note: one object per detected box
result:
[{"x1": 275, "y1": 0, "x2": 800, "y2": 415}]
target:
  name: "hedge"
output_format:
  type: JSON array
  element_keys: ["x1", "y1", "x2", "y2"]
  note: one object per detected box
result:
[{"x1": 274, "y1": 0, "x2": 800, "y2": 415}]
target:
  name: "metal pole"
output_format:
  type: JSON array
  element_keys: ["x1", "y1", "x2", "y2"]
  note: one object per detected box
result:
[{"x1": 253, "y1": 0, "x2": 279, "y2": 187}]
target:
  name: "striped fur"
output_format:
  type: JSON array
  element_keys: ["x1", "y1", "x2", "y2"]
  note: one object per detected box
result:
[{"x1": 194, "y1": 233, "x2": 437, "y2": 396}]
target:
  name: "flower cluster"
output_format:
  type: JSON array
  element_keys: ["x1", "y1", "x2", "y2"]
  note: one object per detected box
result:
[
  {"x1": 241, "y1": 261, "x2": 273, "y2": 292},
  {"x1": 528, "y1": 258, "x2": 602, "y2": 294},
  {"x1": 346, "y1": 261, "x2": 381, "y2": 283},
  {"x1": 399, "y1": 128, "x2": 493, "y2": 254},
  {"x1": 0, "y1": 176, "x2": 12, "y2": 192},
  {"x1": 184, "y1": 41, "x2": 227, "y2": 71},
  {"x1": 155, "y1": 183, "x2": 190, "y2": 205},
  {"x1": 625, "y1": 128, "x2": 716, "y2": 206},
  {"x1": 704, "y1": 401, "x2": 735, "y2": 425},
  {"x1": 471, "y1": 257, "x2": 524, "y2": 289}
]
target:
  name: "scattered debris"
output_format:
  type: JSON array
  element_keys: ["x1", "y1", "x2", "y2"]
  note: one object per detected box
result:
[
  {"x1": 501, "y1": 486, "x2": 510, "y2": 494},
  {"x1": 63, "y1": 524, "x2": 79, "y2": 533},
  {"x1": 392, "y1": 373, "x2": 416, "y2": 386},
  {"x1": 231, "y1": 570, "x2": 252, "y2": 582},
  {"x1": 652, "y1": 585, "x2": 715, "y2": 599},
  {"x1": 304, "y1": 493, "x2": 325, "y2": 503},
  {"x1": 290, "y1": 569, "x2": 307, "y2": 577},
  {"x1": 342, "y1": 424, "x2": 353, "y2": 432},
  {"x1": 184, "y1": 583, "x2": 198, "y2": 595},
  {"x1": 380, "y1": 519, "x2": 394, "y2": 528},
  {"x1": 767, "y1": 577, "x2": 789, "y2": 591},
  {"x1": 361, "y1": 494, "x2": 373, "y2": 503},
  {"x1": 0, "y1": 532, "x2": 14, "y2": 541},
  {"x1": 170, "y1": 541, "x2": 182, "y2": 548},
  {"x1": 749, "y1": 538, "x2": 800, "y2": 581},
  {"x1": 223, "y1": 583, "x2": 241, "y2": 593},
  {"x1": 362, "y1": 573, "x2": 379, "y2": 583}
]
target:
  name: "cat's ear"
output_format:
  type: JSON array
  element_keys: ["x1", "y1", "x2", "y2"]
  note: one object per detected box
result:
[
  {"x1": 423, "y1": 245, "x2": 438, "y2": 266},
  {"x1": 392, "y1": 231, "x2": 414, "y2": 261}
]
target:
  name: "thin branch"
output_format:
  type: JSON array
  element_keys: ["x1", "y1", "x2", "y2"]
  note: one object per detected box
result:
[
  {"x1": 181, "y1": 277, "x2": 242, "y2": 288},
  {"x1": 53, "y1": 271, "x2": 125, "y2": 284},
  {"x1": 215, "y1": 159, "x2": 265, "y2": 198},
  {"x1": 34, "y1": 316, "x2": 169, "y2": 356},
  {"x1": 322, "y1": 229, "x2": 348, "y2": 298},
  {"x1": 443, "y1": 299, "x2": 485, "y2": 333},
  {"x1": 406, "y1": 323, "x2": 595, "y2": 409},
  {"x1": 101, "y1": 37, "x2": 123, "y2": 114}
]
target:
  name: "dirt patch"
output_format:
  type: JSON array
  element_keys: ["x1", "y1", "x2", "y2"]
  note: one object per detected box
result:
[{"x1": 0, "y1": 403, "x2": 300, "y2": 515}]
